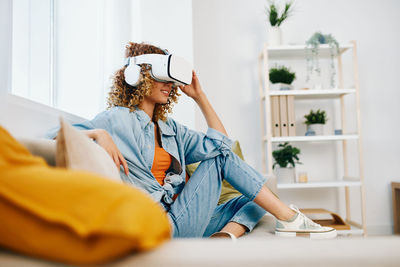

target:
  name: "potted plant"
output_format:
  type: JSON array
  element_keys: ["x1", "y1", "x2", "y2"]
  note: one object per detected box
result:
[
  {"x1": 304, "y1": 109, "x2": 328, "y2": 135},
  {"x1": 272, "y1": 142, "x2": 301, "y2": 183},
  {"x1": 305, "y1": 32, "x2": 340, "y2": 89},
  {"x1": 265, "y1": 1, "x2": 294, "y2": 46},
  {"x1": 269, "y1": 65, "x2": 296, "y2": 90}
]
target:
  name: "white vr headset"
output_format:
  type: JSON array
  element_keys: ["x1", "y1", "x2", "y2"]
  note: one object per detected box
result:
[{"x1": 124, "y1": 54, "x2": 192, "y2": 86}]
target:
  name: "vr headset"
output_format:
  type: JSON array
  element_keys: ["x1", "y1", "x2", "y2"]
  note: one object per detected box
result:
[{"x1": 124, "y1": 54, "x2": 192, "y2": 87}]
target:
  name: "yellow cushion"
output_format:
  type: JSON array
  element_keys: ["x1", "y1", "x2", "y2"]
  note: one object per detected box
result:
[
  {"x1": 0, "y1": 126, "x2": 171, "y2": 265},
  {"x1": 186, "y1": 141, "x2": 243, "y2": 205}
]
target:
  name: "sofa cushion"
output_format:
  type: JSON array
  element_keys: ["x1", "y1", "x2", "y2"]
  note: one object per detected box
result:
[
  {"x1": 0, "y1": 126, "x2": 171, "y2": 265},
  {"x1": 218, "y1": 141, "x2": 245, "y2": 204},
  {"x1": 56, "y1": 118, "x2": 121, "y2": 183}
]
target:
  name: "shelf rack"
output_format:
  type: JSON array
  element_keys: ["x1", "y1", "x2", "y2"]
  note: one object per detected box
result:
[
  {"x1": 277, "y1": 180, "x2": 361, "y2": 189},
  {"x1": 267, "y1": 134, "x2": 359, "y2": 143},
  {"x1": 258, "y1": 41, "x2": 367, "y2": 236}
]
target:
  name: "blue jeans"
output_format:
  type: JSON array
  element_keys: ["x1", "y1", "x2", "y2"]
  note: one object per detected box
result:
[{"x1": 167, "y1": 151, "x2": 267, "y2": 237}]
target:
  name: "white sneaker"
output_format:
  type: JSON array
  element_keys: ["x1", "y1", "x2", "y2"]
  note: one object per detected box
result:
[{"x1": 275, "y1": 204, "x2": 337, "y2": 239}]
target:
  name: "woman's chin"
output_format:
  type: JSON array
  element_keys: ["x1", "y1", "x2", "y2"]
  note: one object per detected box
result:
[{"x1": 156, "y1": 98, "x2": 169, "y2": 105}]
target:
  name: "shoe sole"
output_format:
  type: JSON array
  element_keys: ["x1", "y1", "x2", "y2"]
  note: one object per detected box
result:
[{"x1": 275, "y1": 229, "x2": 337, "y2": 239}]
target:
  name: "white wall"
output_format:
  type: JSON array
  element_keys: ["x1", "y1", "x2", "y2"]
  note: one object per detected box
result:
[
  {"x1": 140, "y1": 0, "x2": 195, "y2": 129},
  {"x1": 192, "y1": 0, "x2": 400, "y2": 234}
]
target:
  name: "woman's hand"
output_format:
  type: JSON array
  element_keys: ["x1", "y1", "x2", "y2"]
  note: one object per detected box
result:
[
  {"x1": 179, "y1": 71, "x2": 205, "y2": 101},
  {"x1": 180, "y1": 71, "x2": 228, "y2": 136},
  {"x1": 90, "y1": 129, "x2": 129, "y2": 175}
]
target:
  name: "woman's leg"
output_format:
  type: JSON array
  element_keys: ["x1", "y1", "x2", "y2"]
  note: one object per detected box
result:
[
  {"x1": 169, "y1": 150, "x2": 334, "y2": 238},
  {"x1": 221, "y1": 151, "x2": 336, "y2": 238},
  {"x1": 168, "y1": 156, "x2": 224, "y2": 238},
  {"x1": 202, "y1": 195, "x2": 266, "y2": 238},
  {"x1": 169, "y1": 151, "x2": 292, "y2": 237},
  {"x1": 217, "y1": 186, "x2": 298, "y2": 237},
  {"x1": 210, "y1": 186, "x2": 296, "y2": 238},
  {"x1": 220, "y1": 151, "x2": 295, "y2": 221},
  {"x1": 168, "y1": 151, "x2": 269, "y2": 238},
  {"x1": 219, "y1": 222, "x2": 247, "y2": 237},
  {"x1": 253, "y1": 186, "x2": 295, "y2": 221}
]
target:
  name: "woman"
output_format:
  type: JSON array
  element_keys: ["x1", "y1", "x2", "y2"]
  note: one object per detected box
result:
[{"x1": 48, "y1": 42, "x2": 336, "y2": 239}]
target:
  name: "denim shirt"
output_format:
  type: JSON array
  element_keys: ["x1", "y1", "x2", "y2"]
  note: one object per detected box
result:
[{"x1": 45, "y1": 106, "x2": 233, "y2": 209}]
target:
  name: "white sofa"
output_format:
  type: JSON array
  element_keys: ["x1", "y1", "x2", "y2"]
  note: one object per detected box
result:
[
  {"x1": 1, "y1": 138, "x2": 400, "y2": 266},
  {"x1": 1, "y1": 236, "x2": 400, "y2": 266}
]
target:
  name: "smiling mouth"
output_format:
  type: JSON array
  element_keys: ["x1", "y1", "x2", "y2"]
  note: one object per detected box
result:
[{"x1": 161, "y1": 90, "x2": 170, "y2": 96}]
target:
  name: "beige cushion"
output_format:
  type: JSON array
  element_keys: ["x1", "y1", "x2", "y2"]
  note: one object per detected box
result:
[{"x1": 56, "y1": 118, "x2": 122, "y2": 183}]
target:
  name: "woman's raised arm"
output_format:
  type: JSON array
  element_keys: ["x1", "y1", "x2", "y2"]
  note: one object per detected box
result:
[{"x1": 180, "y1": 71, "x2": 228, "y2": 136}]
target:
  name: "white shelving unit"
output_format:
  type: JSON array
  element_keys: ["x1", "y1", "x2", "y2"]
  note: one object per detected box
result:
[
  {"x1": 268, "y1": 134, "x2": 359, "y2": 143},
  {"x1": 277, "y1": 180, "x2": 361, "y2": 189},
  {"x1": 258, "y1": 41, "x2": 367, "y2": 236}
]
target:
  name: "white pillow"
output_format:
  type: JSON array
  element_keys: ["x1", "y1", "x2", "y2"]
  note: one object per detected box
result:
[{"x1": 56, "y1": 118, "x2": 122, "y2": 183}]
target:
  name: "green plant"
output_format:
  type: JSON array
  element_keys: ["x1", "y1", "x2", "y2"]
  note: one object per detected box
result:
[
  {"x1": 272, "y1": 142, "x2": 301, "y2": 169},
  {"x1": 269, "y1": 65, "x2": 296, "y2": 84},
  {"x1": 265, "y1": 1, "x2": 294, "y2": 27},
  {"x1": 304, "y1": 109, "x2": 328, "y2": 125},
  {"x1": 305, "y1": 32, "x2": 340, "y2": 88}
]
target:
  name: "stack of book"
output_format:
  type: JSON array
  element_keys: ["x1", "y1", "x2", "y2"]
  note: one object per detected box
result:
[{"x1": 271, "y1": 96, "x2": 296, "y2": 137}]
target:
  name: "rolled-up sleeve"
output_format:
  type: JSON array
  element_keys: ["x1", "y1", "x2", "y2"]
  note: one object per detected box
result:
[
  {"x1": 205, "y1": 128, "x2": 234, "y2": 155},
  {"x1": 174, "y1": 121, "x2": 233, "y2": 164}
]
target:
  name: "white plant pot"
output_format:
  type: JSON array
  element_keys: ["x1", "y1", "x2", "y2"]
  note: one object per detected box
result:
[
  {"x1": 307, "y1": 123, "x2": 324, "y2": 135},
  {"x1": 274, "y1": 166, "x2": 296, "y2": 183},
  {"x1": 268, "y1": 26, "x2": 282, "y2": 46},
  {"x1": 270, "y1": 83, "x2": 293, "y2": 91}
]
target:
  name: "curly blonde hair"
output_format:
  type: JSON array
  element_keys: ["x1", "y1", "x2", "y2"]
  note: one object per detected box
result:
[{"x1": 107, "y1": 42, "x2": 180, "y2": 122}]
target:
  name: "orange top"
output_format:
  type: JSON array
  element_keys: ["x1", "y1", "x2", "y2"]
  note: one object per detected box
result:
[
  {"x1": 151, "y1": 127, "x2": 189, "y2": 199},
  {"x1": 151, "y1": 147, "x2": 172, "y2": 186}
]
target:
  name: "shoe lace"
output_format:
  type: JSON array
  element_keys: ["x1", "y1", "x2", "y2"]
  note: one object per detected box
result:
[{"x1": 289, "y1": 204, "x2": 322, "y2": 229}]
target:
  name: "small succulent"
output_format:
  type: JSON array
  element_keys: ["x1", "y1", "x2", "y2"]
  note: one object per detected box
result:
[
  {"x1": 304, "y1": 109, "x2": 328, "y2": 125},
  {"x1": 265, "y1": 1, "x2": 294, "y2": 27},
  {"x1": 272, "y1": 142, "x2": 301, "y2": 169},
  {"x1": 269, "y1": 65, "x2": 296, "y2": 84}
]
